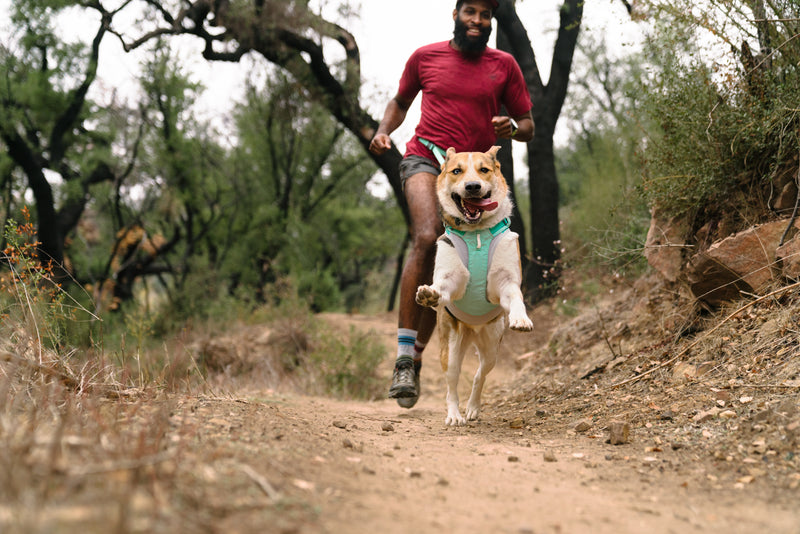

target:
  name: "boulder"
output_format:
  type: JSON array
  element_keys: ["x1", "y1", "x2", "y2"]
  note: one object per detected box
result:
[
  {"x1": 686, "y1": 219, "x2": 798, "y2": 305},
  {"x1": 644, "y1": 209, "x2": 689, "y2": 282},
  {"x1": 777, "y1": 232, "x2": 800, "y2": 280}
]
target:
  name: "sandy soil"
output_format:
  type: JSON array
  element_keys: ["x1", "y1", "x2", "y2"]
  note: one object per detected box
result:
[{"x1": 161, "y1": 302, "x2": 798, "y2": 534}]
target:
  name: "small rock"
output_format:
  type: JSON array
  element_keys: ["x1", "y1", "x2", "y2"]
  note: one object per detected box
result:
[
  {"x1": 573, "y1": 419, "x2": 592, "y2": 432},
  {"x1": 381, "y1": 422, "x2": 395, "y2": 432},
  {"x1": 342, "y1": 438, "x2": 354, "y2": 449},
  {"x1": 509, "y1": 417, "x2": 525, "y2": 429},
  {"x1": 543, "y1": 449, "x2": 557, "y2": 462},
  {"x1": 332, "y1": 420, "x2": 347, "y2": 429},
  {"x1": 693, "y1": 407, "x2": 721, "y2": 423},
  {"x1": 508, "y1": 455, "x2": 520, "y2": 462},
  {"x1": 719, "y1": 410, "x2": 737, "y2": 419},
  {"x1": 660, "y1": 410, "x2": 674, "y2": 420},
  {"x1": 752, "y1": 439, "x2": 767, "y2": 454},
  {"x1": 436, "y1": 477, "x2": 449, "y2": 486},
  {"x1": 608, "y1": 421, "x2": 630, "y2": 445},
  {"x1": 409, "y1": 470, "x2": 422, "y2": 478}
]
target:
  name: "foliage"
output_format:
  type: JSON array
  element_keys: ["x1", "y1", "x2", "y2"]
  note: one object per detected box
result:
[
  {"x1": 1, "y1": 209, "x2": 77, "y2": 351},
  {"x1": 226, "y1": 71, "x2": 403, "y2": 313},
  {"x1": 0, "y1": 0, "x2": 118, "y2": 281},
  {"x1": 307, "y1": 324, "x2": 386, "y2": 400},
  {"x1": 556, "y1": 34, "x2": 650, "y2": 274},
  {"x1": 637, "y1": 0, "x2": 800, "y2": 237}
]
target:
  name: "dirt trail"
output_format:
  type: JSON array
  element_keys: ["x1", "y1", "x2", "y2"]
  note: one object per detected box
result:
[{"x1": 175, "y1": 311, "x2": 799, "y2": 534}]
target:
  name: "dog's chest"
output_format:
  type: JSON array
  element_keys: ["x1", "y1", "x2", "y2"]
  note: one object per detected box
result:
[{"x1": 443, "y1": 219, "x2": 509, "y2": 324}]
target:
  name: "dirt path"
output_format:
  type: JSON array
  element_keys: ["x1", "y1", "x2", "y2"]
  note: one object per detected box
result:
[
  {"x1": 168, "y1": 311, "x2": 798, "y2": 534},
  {"x1": 9, "y1": 304, "x2": 797, "y2": 533}
]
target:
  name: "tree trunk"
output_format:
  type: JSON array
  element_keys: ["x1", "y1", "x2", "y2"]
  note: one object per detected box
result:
[
  {"x1": 496, "y1": 0, "x2": 583, "y2": 301},
  {"x1": 496, "y1": 26, "x2": 530, "y2": 271}
]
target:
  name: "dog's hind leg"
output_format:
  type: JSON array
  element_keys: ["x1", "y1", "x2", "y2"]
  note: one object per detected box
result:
[{"x1": 464, "y1": 323, "x2": 500, "y2": 421}]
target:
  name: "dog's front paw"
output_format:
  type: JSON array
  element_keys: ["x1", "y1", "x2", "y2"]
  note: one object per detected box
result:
[
  {"x1": 465, "y1": 402, "x2": 481, "y2": 421},
  {"x1": 416, "y1": 285, "x2": 441, "y2": 308},
  {"x1": 445, "y1": 412, "x2": 467, "y2": 427},
  {"x1": 509, "y1": 314, "x2": 534, "y2": 332},
  {"x1": 445, "y1": 403, "x2": 466, "y2": 426}
]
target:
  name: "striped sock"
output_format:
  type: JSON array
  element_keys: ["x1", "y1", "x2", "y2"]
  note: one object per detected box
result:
[{"x1": 396, "y1": 328, "x2": 417, "y2": 366}]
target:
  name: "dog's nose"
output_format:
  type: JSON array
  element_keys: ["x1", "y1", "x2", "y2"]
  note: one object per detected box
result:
[{"x1": 465, "y1": 181, "x2": 482, "y2": 193}]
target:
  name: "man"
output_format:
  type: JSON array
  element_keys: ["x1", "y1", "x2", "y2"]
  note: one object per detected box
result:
[{"x1": 369, "y1": 0, "x2": 534, "y2": 408}]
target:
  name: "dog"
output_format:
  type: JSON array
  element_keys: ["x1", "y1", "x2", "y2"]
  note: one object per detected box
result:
[{"x1": 416, "y1": 146, "x2": 533, "y2": 426}]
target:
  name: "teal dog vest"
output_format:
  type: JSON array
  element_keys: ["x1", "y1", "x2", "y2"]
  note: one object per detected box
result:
[{"x1": 443, "y1": 218, "x2": 511, "y2": 325}]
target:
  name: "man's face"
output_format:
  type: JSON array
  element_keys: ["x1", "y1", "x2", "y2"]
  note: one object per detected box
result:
[{"x1": 452, "y1": 1, "x2": 493, "y2": 54}]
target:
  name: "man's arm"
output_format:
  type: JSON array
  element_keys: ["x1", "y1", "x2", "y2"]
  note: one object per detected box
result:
[
  {"x1": 369, "y1": 94, "x2": 414, "y2": 155},
  {"x1": 491, "y1": 111, "x2": 534, "y2": 142}
]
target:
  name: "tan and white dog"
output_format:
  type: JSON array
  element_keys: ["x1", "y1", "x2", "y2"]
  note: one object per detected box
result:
[{"x1": 416, "y1": 146, "x2": 533, "y2": 426}]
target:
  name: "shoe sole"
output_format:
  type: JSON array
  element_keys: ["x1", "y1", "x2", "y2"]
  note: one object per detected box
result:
[
  {"x1": 388, "y1": 385, "x2": 417, "y2": 398},
  {"x1": 397, "y1": 396, "x2": 419, "y2": 408}
]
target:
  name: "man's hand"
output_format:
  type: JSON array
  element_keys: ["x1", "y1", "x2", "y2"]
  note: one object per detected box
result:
[
  {"x1": 369, "y1": 133, "x2": 392, "y2": 155},
  {"x1": 492, "y1": 113, "x2": 534, "y2": 142},
  {"x1": 491, "y1": 116, "x2": 515, "y2": 139}
]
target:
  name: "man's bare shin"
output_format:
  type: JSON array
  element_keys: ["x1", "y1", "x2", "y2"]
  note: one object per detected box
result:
[{"x1": 398, "y1": 171, "x2": 442, "y2": 347}]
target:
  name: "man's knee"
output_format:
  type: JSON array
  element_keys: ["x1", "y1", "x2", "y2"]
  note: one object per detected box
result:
[{"x1": 410, "y1": 225, "x2": 440, "y2": 252}]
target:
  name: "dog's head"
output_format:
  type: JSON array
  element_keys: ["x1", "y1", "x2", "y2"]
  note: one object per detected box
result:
[{"x1": 437, "y1": 146, "x2": 512, "y2": 229}]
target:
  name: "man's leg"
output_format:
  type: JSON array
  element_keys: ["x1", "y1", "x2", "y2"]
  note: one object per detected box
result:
[{"x1": 390, "y1": 171, "x2": 442, "y2": 406}]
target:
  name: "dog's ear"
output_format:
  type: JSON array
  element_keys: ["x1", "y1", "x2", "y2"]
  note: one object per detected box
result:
[
  {"x1": 443, "y1": 147, "x2": 457, "y2": 167},
  {"x1": 487, "y1": 145, "x2": 501, "y2": 159}
]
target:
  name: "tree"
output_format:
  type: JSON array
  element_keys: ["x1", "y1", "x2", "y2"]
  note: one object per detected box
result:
[
  {"x1": 496, "y1": 0, "x2": 583, "y2": 299},
  {"x1": 101, "y1": 0, "x2": 584, "y2": 302},
  {"x1": 0, "y1": 2, "x2": 117, "y2": 283},
  {"x1": 228, "y1": 71, "x2": 403, "y2": 311}
]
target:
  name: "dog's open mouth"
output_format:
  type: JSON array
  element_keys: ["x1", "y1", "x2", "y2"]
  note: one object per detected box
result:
[{"x1": 452, "y1": 193, "x2": 499, "y2": 222}]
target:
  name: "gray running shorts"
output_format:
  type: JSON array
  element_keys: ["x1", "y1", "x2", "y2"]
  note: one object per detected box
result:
[{"x1": 399, "y1": 155, "x2": 440, "y2": 190}]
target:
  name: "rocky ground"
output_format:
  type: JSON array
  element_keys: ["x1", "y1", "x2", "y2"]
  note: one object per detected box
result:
[{"x1": 2, "y1": 271, "x2": 799, "y2": 533}]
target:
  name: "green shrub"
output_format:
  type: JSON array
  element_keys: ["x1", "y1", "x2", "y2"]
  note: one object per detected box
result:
[{"x1": 308, "y1": 325, "x2": 385, "y2": 400}]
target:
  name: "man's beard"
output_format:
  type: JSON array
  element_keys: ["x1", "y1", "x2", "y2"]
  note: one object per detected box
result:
[{"x1": 452, "y1": 17, "x2": 492, "y2": 54}]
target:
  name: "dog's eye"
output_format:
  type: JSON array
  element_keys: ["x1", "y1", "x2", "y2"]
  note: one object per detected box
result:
[
  {"x1": 451, "y1": 168, "x2": 462, "y2": 175},
  {"x1": 479, "y1": 167, "x2": 490, "y2": 173}
]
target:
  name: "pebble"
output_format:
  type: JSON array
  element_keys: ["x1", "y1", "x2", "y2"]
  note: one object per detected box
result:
[
  {"x1": 573, "y1": 419, "x2": 592, "y2": 432},
  {"x1": 543, "y1": 449, "x2": 557, "y2": 462},
  {"x1": 509, "y1": 417, "x2": 525, "y2": 429},
  {"x1": 692, "y1": 407, "x2": 721, "y2": 423},
  {"x1": 332, "y1": 420, "x2": 347, "y2": 429},
  {"x1": 381, "y1": 422, "x2": 395, "y2": 432},
  {"x1": 608, "y1": 421, "x2": 630, "y2": 445}
]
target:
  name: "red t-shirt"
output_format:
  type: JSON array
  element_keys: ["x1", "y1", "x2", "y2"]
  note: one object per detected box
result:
[{"x1": 397, "y1": 41, "x2": 532, "y2": 162}]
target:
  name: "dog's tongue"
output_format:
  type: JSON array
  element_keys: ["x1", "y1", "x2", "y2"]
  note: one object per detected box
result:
[{"x1": 463, "y1": 198, "x2": 498, "y2": 212}]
